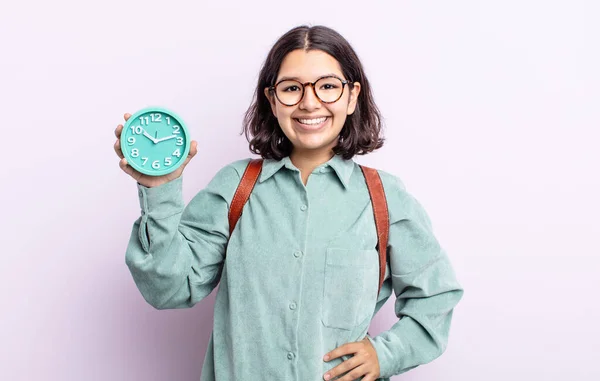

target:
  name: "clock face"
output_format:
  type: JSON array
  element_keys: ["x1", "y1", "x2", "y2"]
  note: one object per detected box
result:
[{"x1": 120, "y1": 107, "x2": 191, "y2": 176}]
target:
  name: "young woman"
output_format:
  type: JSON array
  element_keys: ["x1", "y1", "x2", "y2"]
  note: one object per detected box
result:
[{"x1": 114, "y1": 25, "x2": 463, "y2": 381}]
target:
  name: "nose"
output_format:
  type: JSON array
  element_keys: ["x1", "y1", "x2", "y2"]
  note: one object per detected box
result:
[{"x1": 298, "y1": 83, "x2": 321, "y2": 111}]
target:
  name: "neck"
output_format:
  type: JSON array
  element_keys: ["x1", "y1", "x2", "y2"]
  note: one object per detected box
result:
[{"x1": 290, "y1": 148, "x2": 335, "y2": 185}]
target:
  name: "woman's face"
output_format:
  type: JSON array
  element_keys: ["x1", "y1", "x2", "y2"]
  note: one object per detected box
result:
[{"x1": 265, "y1": 49, "x2": 361, "y2": 158}]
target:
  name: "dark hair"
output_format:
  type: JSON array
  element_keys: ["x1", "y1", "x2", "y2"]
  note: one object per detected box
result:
[{"x1": 242, "y1": 25, "x2": 384, "y2": 160}]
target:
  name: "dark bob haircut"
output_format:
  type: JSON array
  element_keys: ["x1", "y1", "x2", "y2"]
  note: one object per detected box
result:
[{"x1": 242, "y1": 25, "x2": 384, "y2": 160}]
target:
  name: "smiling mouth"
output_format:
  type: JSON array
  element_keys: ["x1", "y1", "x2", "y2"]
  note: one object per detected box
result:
[{"x1": 294, "y1": 116, "x2": 329, "y2": 126}]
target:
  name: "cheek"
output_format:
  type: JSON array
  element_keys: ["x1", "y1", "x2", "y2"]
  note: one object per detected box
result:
[
  {"x1": 331, "y1": 95, "x2": 352, "y2": 116},
  {"x1": 329, "y1": 105, "x2": 349, "y2": 125},
  {"x1": 275, "y1": 104, "x2": 294, "y2": 121},
  {"x1": 274, "y1": 107, "x2": 296, "y2": 136}
]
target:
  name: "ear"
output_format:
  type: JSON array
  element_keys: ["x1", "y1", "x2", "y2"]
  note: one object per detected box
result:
[
  {"x1": 346, "y1": 82, "x2": 361, "y2": 115},
  {"x1": 264, "y1": 87, "x2": 278, "y2": 117}
]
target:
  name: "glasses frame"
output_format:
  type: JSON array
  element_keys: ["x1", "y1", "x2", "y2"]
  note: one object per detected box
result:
[{"x1": 268, "y1": 75, "x2": 352, "y2": 107}]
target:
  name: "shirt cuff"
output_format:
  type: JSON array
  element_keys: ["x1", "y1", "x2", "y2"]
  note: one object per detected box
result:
[{"x1": 137, "y1": 176, "x2": 185, "y2": 219}]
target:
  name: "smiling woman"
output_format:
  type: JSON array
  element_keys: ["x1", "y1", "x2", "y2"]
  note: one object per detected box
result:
[
  {"x1": 244, "y1": 25, "x2": 384, "y2": 166},
  {"x1": 117, "y1": 24, "x2": 463, "y2": 381},
  {"x1": 264, "y1": 50, "x2": 362, "y2": 164}
]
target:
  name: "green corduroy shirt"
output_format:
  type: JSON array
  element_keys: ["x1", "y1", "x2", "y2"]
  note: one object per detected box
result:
[{"x1": 125, "y1": 153, "x2": 463, "y2": 380}]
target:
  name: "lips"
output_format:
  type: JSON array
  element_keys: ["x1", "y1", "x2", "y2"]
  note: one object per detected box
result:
[
  {"x1": 296, "y1": 116, "x2": 327, "y2": 125},
  {"x1": 293, "y1": 116, "x2": 330, "y2": 130}
]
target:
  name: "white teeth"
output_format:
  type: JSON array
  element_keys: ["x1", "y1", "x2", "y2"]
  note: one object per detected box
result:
[{"x1": 297, "y1": 117, "x2": 327, "y2": 125}]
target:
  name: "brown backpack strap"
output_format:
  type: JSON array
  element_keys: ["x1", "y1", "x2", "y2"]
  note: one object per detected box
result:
[
  {"x1": 359, "y1": 165, "x2": 390, "y2": 296},
  {"x1": 228, "y1": 159, "x2": 263, "y2": 236}
]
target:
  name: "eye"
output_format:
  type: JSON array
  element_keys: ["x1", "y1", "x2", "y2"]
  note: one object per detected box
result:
[
  {"x1": 319, "y1": 81, "x2": 340, "y2": 90},
  {"x1": 283, "y1": 85, "x2": 301, "y2": 92}
]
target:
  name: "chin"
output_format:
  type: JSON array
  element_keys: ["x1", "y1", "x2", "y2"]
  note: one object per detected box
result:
[
  {"x1": 292, "y1": 138, "x2": 338, "y2": 153},
  {"x1": 282, "y1": 123, "x2": 341, "y2": 154}
]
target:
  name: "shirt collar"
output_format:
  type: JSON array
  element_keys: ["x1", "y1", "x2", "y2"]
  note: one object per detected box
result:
[{"x1": 258, "y1": 153, "x2": 355, "y2": 189}]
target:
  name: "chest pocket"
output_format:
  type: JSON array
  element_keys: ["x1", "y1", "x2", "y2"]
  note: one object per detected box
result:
[{"x1": 321, "y1": 248, "x2": 380, "y2": 330}]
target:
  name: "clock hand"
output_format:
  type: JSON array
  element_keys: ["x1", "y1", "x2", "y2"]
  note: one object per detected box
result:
[
  {"x1": 155, "y1": 135, "x2": 178, "y2": 143},
  {"x1": 141, "y1": 128, "x2": 158, "y2": 144}
]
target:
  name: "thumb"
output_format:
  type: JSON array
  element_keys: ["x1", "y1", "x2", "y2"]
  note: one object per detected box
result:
[
  {"x1": 188, "y1": 140, "x2": 198, "y2": 158},
  {"x1": 182, "y1": 141, "x2": 198, "y2": 165}
]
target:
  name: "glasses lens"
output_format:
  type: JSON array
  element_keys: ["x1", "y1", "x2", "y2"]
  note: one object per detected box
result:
[
  {"x1": 315, "y1": 77, "x2": 344, "y2": 103},
  {"x1": 275, "y1": 80, "x2": 303, "y2": 105}
]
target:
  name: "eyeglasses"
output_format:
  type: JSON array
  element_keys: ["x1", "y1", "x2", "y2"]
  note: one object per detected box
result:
[{"x1": 268, "y1": 75, "x2": 352, "y2": 106}]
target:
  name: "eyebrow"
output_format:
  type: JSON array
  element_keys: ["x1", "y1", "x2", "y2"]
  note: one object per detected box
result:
[{"x1": 276, "y1": 73, "x2": 342, "y2": 83}]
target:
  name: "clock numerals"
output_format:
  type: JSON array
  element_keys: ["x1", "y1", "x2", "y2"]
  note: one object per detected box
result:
[
  {"x1": 145, "y1": 157, "x2": 173, "y2": 170},
  {"x1": 126, "y1": 110, "x2": 187, "y2": 174},
  {"x1": 140, "y1": 113, "x2": 162, "y2": 125}
]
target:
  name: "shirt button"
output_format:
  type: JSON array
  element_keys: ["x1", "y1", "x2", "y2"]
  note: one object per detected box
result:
[
  {"x1": 289, "y1": 302, "x2": 297, "y2": 310},
  {"x1": 287, "y1": 352, "x2": 294, "y2": 360},
  {"x1": 293, "y1": 250, "x2": 302, "y2": 258},
  {"x1": 319, "y1": 167, "x2": 326, "y2": 173},
  {"x1": 300, "y1": 204, "x2": 307, "y2": 211}
]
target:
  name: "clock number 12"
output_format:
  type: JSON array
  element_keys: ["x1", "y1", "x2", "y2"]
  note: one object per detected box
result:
[{"x1": 139, "y1": 113, "x2": 163, "y2": 125}]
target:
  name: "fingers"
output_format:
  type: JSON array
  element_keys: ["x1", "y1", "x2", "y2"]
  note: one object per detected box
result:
[
  {"x1": 189, "y1": 140, "x2": 198, "y2": 158},
  {"x1": 114, "y1": 123, "x2": 123, "y2": 160},
  {"x1": 325, "y1": 360, "x2": 368, "y2": 381},
  {"x1": 115, "y1": 111, "x2": 129, "y2": 138},
  {"x1": 118, "y1": 157, "x2": 130, "y2": 174},
  {"x1": 114, "y1": 138, "x2": 124, "y2": 159},
  {"x1": 114, "y1": 124, "x2": 123, "y2": 138},
  {"x1": 117, "y1": 113, "x2": 142, "y2": 183},
  {"x1": 181, "y1": 140, "x2": 198, "y2": 167},
  {"x1": 340, "y1": 364, "x2": 369, "y2": 381},
  {"x1": 118, "y1": 158, "x2": 142, "y2": 181}
]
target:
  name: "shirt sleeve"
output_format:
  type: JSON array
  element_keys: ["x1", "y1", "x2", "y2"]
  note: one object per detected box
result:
[
  {"x1": 124, "y1": 164, "x2": 241, "y2": 310},
  {"x1": 366, "y1": 175, "x2": 464, "y2": 378}
]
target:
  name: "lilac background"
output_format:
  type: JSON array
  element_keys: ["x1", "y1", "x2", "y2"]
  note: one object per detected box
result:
[{"x1": 1, "y1": 1, "x2": 599, "y2": 380}]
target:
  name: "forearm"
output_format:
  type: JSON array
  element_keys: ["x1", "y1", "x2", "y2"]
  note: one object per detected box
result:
[
  {"x1": 368, "y1": 184, "x2": 464, "y2": 378},
  {"x1": 368, "y1": 261, "x2": 463, "y2": 377},
  {"x1": 125, "y1": 176, "x2": 227, "y2": 310}
]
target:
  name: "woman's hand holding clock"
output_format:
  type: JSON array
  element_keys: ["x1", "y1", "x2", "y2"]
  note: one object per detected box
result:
[{"x1": 114, "y1": 111, "x2": 198, "y2": 188}]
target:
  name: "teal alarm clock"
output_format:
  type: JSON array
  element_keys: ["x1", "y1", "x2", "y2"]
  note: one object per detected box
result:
[{"x1": 120, "y1": 107, "x2": 191, "y2": 176}]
